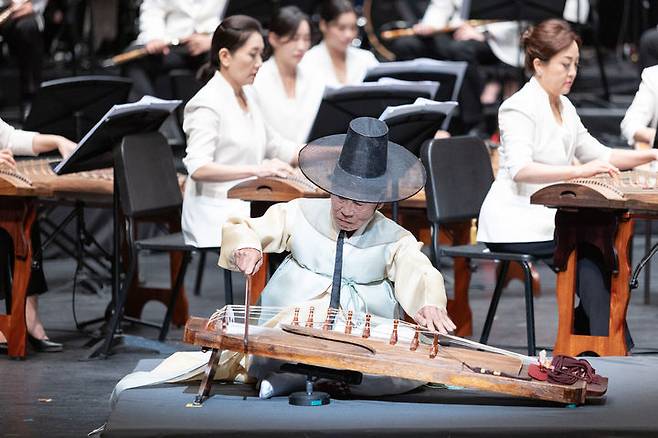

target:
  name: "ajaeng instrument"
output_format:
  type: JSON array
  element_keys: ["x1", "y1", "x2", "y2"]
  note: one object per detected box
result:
[{"x1": 184, "y1": 304, "x2": 607, "y2": 406}]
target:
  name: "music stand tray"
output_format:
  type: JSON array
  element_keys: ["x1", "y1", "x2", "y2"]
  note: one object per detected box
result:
[
  {"x1": 23, "y1": 76, "x2": 132, "y2": 142},
  {"x1": 381, "y1": 101, "x2": 458, "y2": 156},
  {"x1": 364, "y1": 58, "x2": 468, "y2": 102},
  {"x1": 306, "y1": 83, "x2": 436, "y2": 141}
]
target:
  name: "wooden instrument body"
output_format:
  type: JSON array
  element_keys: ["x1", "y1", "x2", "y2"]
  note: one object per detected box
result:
[
  {"x1": 0, "y1": 160, "x2": 189, "y2": 357},
  {"x1": 228, "y1": 175, "x2": 478, "y2": 337},
  {"x1": 531, "y1": 172, "x2": 658, "y2": 356},
  {"x1": 184, "y1": 316, "x2": 588, "y2": 405}
]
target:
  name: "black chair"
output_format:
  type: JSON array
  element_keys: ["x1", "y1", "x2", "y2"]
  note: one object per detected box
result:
[
  {"x1": 103, "y1": 132, "x2": 233, "y2": 352},
  {"x1": 421, "y1": 136, "x2": 537, "y2": 355}
]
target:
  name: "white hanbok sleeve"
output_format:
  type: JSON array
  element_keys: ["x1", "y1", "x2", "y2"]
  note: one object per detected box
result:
[
  {"x1": 386, "y1": 235, "x2": 447, "y2": 316},
  {"x1": 219, "y1": 200, "x2": 298, "y2": 270}
]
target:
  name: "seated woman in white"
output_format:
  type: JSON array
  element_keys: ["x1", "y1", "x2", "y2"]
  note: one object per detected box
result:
[
  {"x1": 300, "y1": 0, "x2": 378, "y2": 87},
  {"x1": 182, "y1": 15, "x2": 300, "y2": 248},
  {"x1": 478, "y1": 19, "x2": 658, "y2": 346},
  {"x1": 620, "y1": 65, "x2": 658, "y2": 146},
  {"x1": 252, "y1": 6, "x2": 324, "y2": 144}
]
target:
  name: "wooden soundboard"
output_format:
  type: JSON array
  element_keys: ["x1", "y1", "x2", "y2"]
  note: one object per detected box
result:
[
  {"x1": 531, "y1": 170, "x2": 658, "y2": 212},
  {"x1": 184, "y1": 308, "x2": 598, "y2": 405},
  {"x1": 0, "y1": 158, "x2": 113, "y2": 198},
  {"x1": 227, "y1": 171, "x2": 427, "y2": 208}
]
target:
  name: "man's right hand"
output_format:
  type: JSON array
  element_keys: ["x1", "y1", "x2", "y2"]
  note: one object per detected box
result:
[
  {"x1": 233, "y1": 248, "x2": 263, "y2": 276},
  {"x1": 0, "y1": 149, "x2": 16, "y2": 170},
  {"x1": 145, "y1": 39, "x2": 169, "y2": 55}
]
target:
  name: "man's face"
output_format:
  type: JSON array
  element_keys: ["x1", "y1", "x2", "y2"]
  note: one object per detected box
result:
[{"x1": 330, "y1": 195, "x2": 378, "y2": 232}]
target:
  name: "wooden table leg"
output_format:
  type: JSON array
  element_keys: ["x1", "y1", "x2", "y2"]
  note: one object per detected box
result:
[
  {"x1": 0, "y1": 198, "x2": 36, "y2": 359},
  {"x1": 553, "y1": 210, "x2": 631, "y2": 357}
]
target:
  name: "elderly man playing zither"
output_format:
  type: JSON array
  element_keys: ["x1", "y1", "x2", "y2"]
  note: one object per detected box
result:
[{"x1": 219, "y1": 117, "x2": 455, "y2": 397}]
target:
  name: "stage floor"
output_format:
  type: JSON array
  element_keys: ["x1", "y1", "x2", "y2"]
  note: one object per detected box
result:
[{"x1": 104, "y1": 356, "x2": 658, "y2": 437}]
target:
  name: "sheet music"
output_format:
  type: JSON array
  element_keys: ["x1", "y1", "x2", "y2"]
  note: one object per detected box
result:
[
  {"x1": 379, "y1": 98, "x2": 458, "y2": 122},
  {"x1": 54, "y1": 96, "x2": 181, "y2": 174},
  {"x1": 322, "y1": 81, "x2": 440, "y2": 100}
]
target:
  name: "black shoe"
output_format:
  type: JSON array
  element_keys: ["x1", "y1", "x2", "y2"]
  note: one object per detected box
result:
[
  {"x1": 28, "y1": 335, "x2": 63, "y2": 352},
  {"x1": 0, "y1": 342, "x2": 7, "y2": 354}
]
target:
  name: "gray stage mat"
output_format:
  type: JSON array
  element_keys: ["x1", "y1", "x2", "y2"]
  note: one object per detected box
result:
[{"x1": 104, "y1": 356, "x2": 658, "y2": 437}]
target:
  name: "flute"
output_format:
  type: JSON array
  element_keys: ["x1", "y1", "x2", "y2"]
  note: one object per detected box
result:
[
  {"x1": 101, "y1": 39, "x2": 181, "y2": 68},
  {"x1": 380, "y1": 19, "x2": 499, "y2": 41}
]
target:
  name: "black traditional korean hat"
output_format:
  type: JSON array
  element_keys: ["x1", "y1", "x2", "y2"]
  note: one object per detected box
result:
[{"x1": 298, "y1": 117, "x2": 426, "y2": 203}]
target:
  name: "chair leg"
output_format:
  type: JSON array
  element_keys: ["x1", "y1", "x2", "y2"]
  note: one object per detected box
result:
[
  {"x1": 521, "y1": 261, "x2": 536, "y2": 356},
  {"x1": 159, "y1": 251, "x2": 192, "y2": 342},
  {"x1": 193, "y1": 251, "x2": 207, "y2": 296},
  {"x1": 430, "y1": 223, "x2": 439, "y2": 268},
  {"x1": 480, "y1": 260, "x2": 510, "y2": 345},
  {"x1": 223, "y1": 268, "x2": 233, "y2": 305}
]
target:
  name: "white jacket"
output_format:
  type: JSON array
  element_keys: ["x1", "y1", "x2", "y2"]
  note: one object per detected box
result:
[
  {"x1": 136, "y1": 0, "x2": 226, "y2": 44},
  {"x1": 620, "y1": 66, "x2": 658, "y2": 145},
  {"x1": 477, "y1": 77, "x2": 611, "y2": 243}
]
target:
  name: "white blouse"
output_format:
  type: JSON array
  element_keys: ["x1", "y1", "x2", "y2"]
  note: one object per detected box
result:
[
  {"x1": 620, "y1": 65, "x2": 658, "y2": 145},
  {"x1": 0, "y1": 118, "x2": 36, "y2": 156},
  {"x1": 300, "y1": 41, "x2": 379, "y2": 87},
  {"x1": 136, "y1": 0, "x2": 226, "y2": 44},
  {"x1": 477, "y1": 77, "x2": 611, "y2": 243},
  {"x1": 251, "y1": 58, "x2": 324, "y2": 144},
  {"x1": 181, "y1": 72, "x2": 297, "y2": 248}
]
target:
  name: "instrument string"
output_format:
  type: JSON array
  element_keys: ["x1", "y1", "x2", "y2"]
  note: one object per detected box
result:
[{"x1": 207, "y1": 305, "x2": 534, "y2": 362}]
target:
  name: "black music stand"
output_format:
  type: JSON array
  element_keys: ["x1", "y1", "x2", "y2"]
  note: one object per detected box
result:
[
  {"x1": 364, "y1": 59, "x2": 467, "y2": 102},
  {"x1": 55, "y1": 99, "x2": 181, "y2": 359},
  {"x1": 23, "y1": 76, "x2": 132, "y2": 142},
  {"x1": 306, "y1": 83, "x2": 436, "y2": 141},
  {"x1": 383, "y1": 102, "x2": 459, "y2": 156},
  {"x1": 382, "y1": 101, "x2": 458, "y2": 221}
]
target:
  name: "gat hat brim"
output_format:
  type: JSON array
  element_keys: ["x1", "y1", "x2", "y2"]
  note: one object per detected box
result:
[{"x1": 299, "y1": 134, "x2": 426, "y2": 203}]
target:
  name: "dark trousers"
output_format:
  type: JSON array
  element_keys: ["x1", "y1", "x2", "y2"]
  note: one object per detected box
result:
[
  {"x1": 0, "y1": 14, "x2": 44, "y2": 100},
  {"x1": 123, "y1": 46, "x2": 207, "y2": 100},
  {"x1": 389, "y1": 33, "x2": 498, "y2": 130},
  {"x1": 486, "y1": 240, "x2": 633, "y2": 349},
  {"x1": 639, "y1": 27, "x2": 658, "y2": 72},
  {"x1": 0, "y1": 221, "x2": 48, "y2": 310}
]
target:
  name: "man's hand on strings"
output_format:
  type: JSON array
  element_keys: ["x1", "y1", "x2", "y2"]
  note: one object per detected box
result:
[
  {"x1": 0, "y1": 149, "x2": 16, "y2": 170},
  {"x1": 414, "y1": 305, "x2": 456, "y2": 334},
  {"x1": 233, "y1": 248, "x2": 263, "y2": 276}
]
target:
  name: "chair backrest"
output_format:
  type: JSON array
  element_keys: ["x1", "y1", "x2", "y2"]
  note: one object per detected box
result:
[
  {"x1": 364, "y1": 59, "x2": 467, "y2": 102},
  {"x1": 114, "y1": 132, "x2": 182, "y2": 218},
  {"x1": 421, "y1": 136, "x2": 494, "y2": 224}
]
